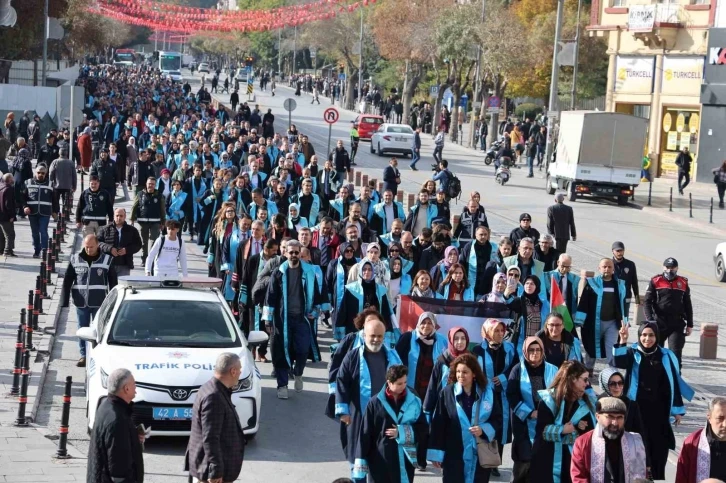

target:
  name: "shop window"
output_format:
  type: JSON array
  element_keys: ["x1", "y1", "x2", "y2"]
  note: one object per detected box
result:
[
  {"x1": 690, "y1": 0, "x2": 709, "y2": 4},
  {"x1": 659, "y1": 108, "x2": 700, "y2": 178},
  {"x1": 611, "y1": 0, "x2": 625, "y2": 6}
]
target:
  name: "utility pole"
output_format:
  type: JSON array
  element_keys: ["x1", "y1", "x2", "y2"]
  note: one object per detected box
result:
[
  {"x1": 41, "y1": 0, "x2": 49, "y2": 86},
  {"x1": 292, "y1": 26, "x2": 297, "y2": 75},
  {"x1": 570, "y1": 0, "x2": 583, "y2": 111},
  {"x1": 154, "y1": 30, "x2": 158, "y2": 51},
  {"x1": 544, "y1": 0, "x2": 565, "y2": 171},
  {"x1": 357, "y1": 7, "x2": 363, "y2": 102},
  {"x1": 469, "y1": 0, "x2": 486, "y2": 148},
  {"x1": 277, "y1": 28, "x2": 282, "y2": 75}
]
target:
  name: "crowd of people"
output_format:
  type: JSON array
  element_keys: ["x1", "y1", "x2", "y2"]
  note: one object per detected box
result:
[{"x1": 1, "y1": 62, "x2": 722, "y2": 483}]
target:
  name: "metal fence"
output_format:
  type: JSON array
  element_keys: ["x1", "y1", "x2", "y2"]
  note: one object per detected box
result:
[{"x1": 0, "y1": 59, "x2": 74, "y2": 87}]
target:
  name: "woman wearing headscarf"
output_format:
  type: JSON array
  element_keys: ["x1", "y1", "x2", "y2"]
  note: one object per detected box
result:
[
  {"x1": 535, "y1": 312, "x2": 582, "y2": 368},
  {"x1": 529, "y1": 360, "x2": 596, "y2": 483},
  {"x1": 326, "y1": 241, "x2": 359, "y2": 333},
  {"x1": 478, "y1": 273, "x2": 516, "y2": 325},
  {"x1": 505, "y1": 274, "x2": 550, "y2": 356},
  {"x1": 287, "y1": 202, "x2": 308, "y2": 232},
  {"x1": 410, "y1": 270, "x2": 440, "y2": 299},
  {"x1": 427, "y1": 353, "x2": 501, "y2": 483},
  {"x1": 507, "y1": 336, "x2": 558, "y2": 483},
  {"x1": 613, "y1": 321, "x2": 694, "y2": 480},
  {"x1": 598, "y1": 367, "x2": 647, "y2": 441},
  {"x1": 395, "y1": 312, "x2": 447, "y2": 398},
  {"x1": 430, "y1": 245, "x2": 459, "y2": 291},
  {"x1": 437, "y1": 262, "x2": 475, "y2": 301},
  {"x1": 387, "y1": 256, "x2": 412, "y2": 312},
  {"x1": 334, "y1": 260, "x2": 396, "y2": 348},
  {"x1": 472, "y1": 318, "x2": 518, "y2": 477},
  {"x1": 423, "y1": 327, "x2": 470, "y2": 419}
]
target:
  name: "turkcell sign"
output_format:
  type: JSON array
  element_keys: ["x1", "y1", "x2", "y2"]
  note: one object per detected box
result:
[
  {"x1": 134, "y1": 362, "x2": 214, "y2": 370},
  {"x1": 708, "y1": 47, "x2": 726, "y2": 65}
]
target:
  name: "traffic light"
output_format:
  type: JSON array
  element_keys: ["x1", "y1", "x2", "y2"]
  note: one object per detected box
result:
[{"x1": 153, "y1": 51, "x2": 159, "y2": 61}]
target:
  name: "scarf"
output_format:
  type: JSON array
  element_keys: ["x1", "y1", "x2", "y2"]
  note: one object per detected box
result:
[
  {"x1": 389, "y1": 256, "x2": 402, "y2": 280},
  {"x1": 523, "y1": 336, "x2": 545, "y2": 368},
  {"x1": 637, "y1": 322, "x2": 660, "y2": 355},
  {"x1": 416, "y1": 312, "x2": 437, "y2": 346},
  {"x1": 523, "y1": 275, "x2": 541, "y2": 304},
  {"x1": 447, "y1": 326, "x2": 470, "y2": 357},
  {"x1": 598, "y1": 367, "x2": 625, "y2": 396},
  {"x1": 443, "y1": 246, "x2": 458, "y2": 269},
  {"x1": 411, "y1": 286, "x2": 435, "y2": 298},
  {"x1": 483, "y1": 273, "x2": 507, "y2": 304}
]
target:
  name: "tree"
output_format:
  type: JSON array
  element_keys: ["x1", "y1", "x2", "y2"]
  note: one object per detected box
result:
[
  {"x1": 0, "y1": 0, "x2": 67, "y2": 60},
  {"x1": 371, "y1": 0, "x2": 448, "y2": 122}
]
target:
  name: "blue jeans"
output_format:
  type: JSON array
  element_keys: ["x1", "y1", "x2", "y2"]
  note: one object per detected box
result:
[
  {"x1": 410, "y1": 148, "x2": 421, "y2": 167},
  {"x1": 527, "y1": 156, "x2": 534, "y2": 176},
  {"x1": 480, "y1": 135, "x2": 486, "y2": 151},
  {"x1": 76, "y1": 306, "x2": 99, "y2": 357},
  {"x1": 584, "y1": 319, "x2": 619, "y2": 369},
  {"x1": 275, "y1": 316, "x2": 312, "y2": 388},
  {"x1": 28, "y1": 215, "x2": 50, "y2": 253}
]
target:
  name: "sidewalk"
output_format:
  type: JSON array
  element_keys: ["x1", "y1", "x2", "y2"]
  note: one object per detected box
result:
[{"x1": 0, "y1": 196, "x2": 87, "y2": 480}]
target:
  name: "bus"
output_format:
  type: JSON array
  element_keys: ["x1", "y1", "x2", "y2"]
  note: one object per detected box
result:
[
  {"x1": 159, "y1": 51, "x2": 183, "y2": 81},
  {"x1": 113, "y1": 48, "x2": 136, "y2": 67}
]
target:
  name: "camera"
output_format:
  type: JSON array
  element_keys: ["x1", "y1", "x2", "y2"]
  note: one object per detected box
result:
[{"x1": 431, "y1": 164, "x2": 440, "y2": 172}]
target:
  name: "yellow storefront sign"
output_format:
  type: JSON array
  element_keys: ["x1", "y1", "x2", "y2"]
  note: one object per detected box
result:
[
  {"x1": 661, "y1": 56, "x2": 704, "y2": 96},
  {"x1": 676, "y1": 113, "x2": 685, "y2": 133},
  {"x1": 615, "y1": 56, "x2": 655, "y2": 94},
  {"x1": 689, "y1": 113, "x2": 700, "y2": 134},
  {"x1": 663, "y1": 112, "x2": 672, "y2": 132}
]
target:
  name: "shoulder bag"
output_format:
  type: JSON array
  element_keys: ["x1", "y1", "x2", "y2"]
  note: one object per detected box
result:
[{"x1": 473, "y1": 389, "x2": 501, "y2": 468}]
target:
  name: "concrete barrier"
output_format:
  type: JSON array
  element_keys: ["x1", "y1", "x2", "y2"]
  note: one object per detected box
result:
[
  {"x1": 407, "y1": 194, "x2": 415, "y2": 211},
  {"x1": 700, "y1": 323, "x2": 719, "y2": 359},
  {"x1": 362, "y1": 174, "x2": 369, "y2": 187},
  {"x1": 355, "y1": 171, "x2": 362, "y2": 186},
  {"x1": 397, "y1": 190, "x2": 404, "y2": 203}
]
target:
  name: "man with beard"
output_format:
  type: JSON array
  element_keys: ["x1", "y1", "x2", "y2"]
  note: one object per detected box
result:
[
  {"x1": 459, "y1": 226, "x2": 499, "y2": 299},
  {"x1": 611, "y1": 241, "x2": 639, "y2": 323},
  {"x1": 419, "y1": 232, "x2": 448, "y2": 273},
  {"x1": 677, "y1": 397, "x2": 726, "y2": 483},
  {"x1": 399, "y1": 231, "x2": 421, "y2": 275},
  {"x1": 378, "y1": 218, "x2": 403, "y2": 257},
  {"x1": 371, "y1": 189, "x2": 405, "y2": 237},
  {"x1": 571, "y1": 397, "x2": 647, "y2": 483},
  {"x1": 337, "y1": 202, "x2": 375, "y2": 243}
]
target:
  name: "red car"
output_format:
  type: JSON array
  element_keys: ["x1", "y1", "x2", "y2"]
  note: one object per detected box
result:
[{"x1": 354, "y1": 115, "x2": 384, "y2": 141}]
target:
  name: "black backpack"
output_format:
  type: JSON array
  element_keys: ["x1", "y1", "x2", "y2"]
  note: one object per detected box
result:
[
  {"x1": 447, "y1": 172, "x2": 462, "y2": 201},
  {"x1": 152, "y1": 235, "x2": 183, "y2": 275}
]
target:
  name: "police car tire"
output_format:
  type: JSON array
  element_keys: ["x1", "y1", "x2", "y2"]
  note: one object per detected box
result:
[{"x1": 716, "y1": 255, "x2": 726, "y2": 283}]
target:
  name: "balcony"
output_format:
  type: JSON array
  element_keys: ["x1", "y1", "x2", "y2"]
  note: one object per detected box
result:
[{"x1": 628, "y1": 4, "x2": 686, "y2": 48}]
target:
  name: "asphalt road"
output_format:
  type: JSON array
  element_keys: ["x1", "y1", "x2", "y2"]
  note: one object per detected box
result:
[{"x1": 32, "y1": 68, "x2": 706, "y2": 482}]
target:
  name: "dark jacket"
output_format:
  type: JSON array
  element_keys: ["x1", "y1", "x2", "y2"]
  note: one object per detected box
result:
[
  {"x1": 613, "y1": 257, "x2": 639, "y2": 302},
  {"x1": 185, "y1": 378, "x2": 245, "y2": 483},
  {"x1": 329, "y1": 147, "x2": 351, "y2": 172},
  {"x1": 91, "y1": 159, "x2": 119, "y2": 193},
  {"x1": 87, "y1": 395, "x2": 144, "y2": 483},
  {"x1": 509, "y1": 226, "x2": 541, "y2": 248},
  {"x1": 675, "y1": 151, "x2": 693, "y2": 172},
  {"x1": 546, "y1": 202, "x2": 576, "y2": 240},
  {"x1": 98, "y1": 222, "x2": 143, "y2": 269},
  {"x1": 0, "y1": 181, "x2": 16, "y2": 222},
  {"x1": 382, "y1": 165, "x2": 399, "y2": 194},
  {"x1": 644, "y1": 274, "x2": 693, "y2": 328}
]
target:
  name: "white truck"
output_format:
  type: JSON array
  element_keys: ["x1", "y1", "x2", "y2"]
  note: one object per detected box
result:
[{"x1": 546, "y1": 111, "x2": 647, "y2": 206}]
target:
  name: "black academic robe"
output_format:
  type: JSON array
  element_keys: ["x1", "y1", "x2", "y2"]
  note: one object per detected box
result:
[
  {"x1": 198, "y1": 189, "x2": 224, "y2": 248},
  {"x1": 334, "y1": 281, "x2": 394, "y2": 342},
  {"x1": 355, "y1": 390, "x2": 429, "y2": 483},
  {"x1": 325, "y1": 331, "x2": 364, "y2": 420},
  {"x1": 335, "y1": 346, "x2": 402, "y2": 463}
]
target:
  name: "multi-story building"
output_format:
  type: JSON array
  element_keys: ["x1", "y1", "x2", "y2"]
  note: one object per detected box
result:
[{"x1": 588, "y1": 0, "x2": 715, "y2": 179}]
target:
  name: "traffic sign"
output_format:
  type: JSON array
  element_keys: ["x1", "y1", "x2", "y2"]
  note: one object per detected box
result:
[
  {"x1": 247, "y1": 83, "x2": 253, "y2": 94},
  {"x1": 283, "y1": 98, "x2": 297, "y2": 112},
  {"x1": 324, "y1": 107, "x2": 339, "y2": 125},
  {"x1": 487, "y1": 96, "x2": 501, "y2": 108},
  {"x1": 429, "y1": 86, "x2": 439, "y2": 98},
  {"x1": 338, "y1": 73, "x2": 346, "y2": 81}
]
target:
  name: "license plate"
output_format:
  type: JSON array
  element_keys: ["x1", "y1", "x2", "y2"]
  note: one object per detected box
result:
[
  {"x1": 395, "y1": 137, "x2": 406, "y2": 142},
  {"x1": 152, "y1": 407, "x2": 193, "y2": 420}
]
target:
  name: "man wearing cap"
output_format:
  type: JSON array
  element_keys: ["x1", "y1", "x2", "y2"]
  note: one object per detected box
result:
[
  {"x1": 676, "y1": 397, "x2": 726, "y2": 483},
  {"x1": 644, "y1": 257, "x2": 693, "y2": 370},
  {"x1": 546, "y1": 193, "x2": 576, "y2": 253},
  {"x1": 22, "y1": 165, "x2": 58, "y2": 258},
  {"x1": 570, "y1": 396, "x2": 647, "y2": 483},
  {"x1": 510, "y1": 213, "x2": 541, "y2": 249},
  {"x1": 611, "y1": 242, "x2": 639, "y2": 322},
  {"x1": 501, "y1": 237, "x2": 545, "y2": 289},
  {"x1": 90, "y1": 148, "x2": 118, "y2": 208},
  {"x1": 37, "y1": 133, "x2": 60, "y2": 168}
]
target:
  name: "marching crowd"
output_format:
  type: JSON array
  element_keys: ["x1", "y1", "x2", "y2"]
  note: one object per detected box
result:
[{"x1": 1, "y1": 62, "x2": 723, "y2": 483}]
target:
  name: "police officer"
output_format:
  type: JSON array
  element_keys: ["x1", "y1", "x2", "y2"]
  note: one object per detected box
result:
[
  {"x1": 644, "y1": 257, "x2": 693, "y2": 371},
  {"x1": 61, "y1": 234, "x2": 117, "y2": 367},
  {"x1": 130, "y1": 176, "x2": 166, "y2": 265},
  {"x1": 75, "y1": 175, "x2": 113, "y2": 236},
  {"x1": 22, "y1": 164, "x2": 58, "y2": 258},
  {"x1": 37, "y1": 133, "x2": 59, "y2": 168},
  {"x1": 611, "y1": 241, "x2": 640, "y2": 320},
  {"x1": 90, "y1": 148, "x2": 118, "y2": 207}
]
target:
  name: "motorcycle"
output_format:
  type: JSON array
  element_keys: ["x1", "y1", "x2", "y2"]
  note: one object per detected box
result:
[
  {"x1": 484, "y1": 139, "x2": 503, "y2": 165},
  {"x1": 495, "y1": 156, "x2": 513, "y2": 185}
]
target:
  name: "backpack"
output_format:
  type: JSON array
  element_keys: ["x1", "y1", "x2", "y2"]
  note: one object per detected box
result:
[{"x1": 447, "y1": 172, "x2": 462, "y2": 201}]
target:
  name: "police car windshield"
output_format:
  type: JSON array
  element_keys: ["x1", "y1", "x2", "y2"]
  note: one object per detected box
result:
[{"x1": 107, "y1": 300, "x2": 240, "y2": 347}]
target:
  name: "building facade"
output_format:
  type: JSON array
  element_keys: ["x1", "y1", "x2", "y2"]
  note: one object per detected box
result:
[{"x1": 588, "y1": 0, "x2": 715, "y2": 179}]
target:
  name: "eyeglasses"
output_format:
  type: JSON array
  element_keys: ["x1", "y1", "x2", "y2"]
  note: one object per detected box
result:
[
  {"x1": 608, "y1": 380, "x2": 625, "y2": 388},
  {"x1": 287, "y1": 251, "x2": 300, "y2": 255},
  {"x1": 526, "y1": 347, "x2": 543, "y2": 354},
  {"x1": 548, "y1": 323, "x2": 563, "y2": 328},
  {"x1": 560, "y1": 265, "x2": 571, "y2": 268},
  {"x1": 508, "y1": 273, "x2": 520, "y2": 278},
  {"x1": 389, "y1": 249, "x2": 400, "y2": 253}
]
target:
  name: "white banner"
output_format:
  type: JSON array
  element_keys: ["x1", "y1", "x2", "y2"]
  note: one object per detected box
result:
[{"x1": 628, "y1": 5, "x2": 655, "y2": 32}]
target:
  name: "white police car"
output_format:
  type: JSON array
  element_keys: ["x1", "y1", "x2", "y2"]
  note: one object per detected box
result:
[{"x1": 77, "y1": 276, "x2": 267, "y2": 438}]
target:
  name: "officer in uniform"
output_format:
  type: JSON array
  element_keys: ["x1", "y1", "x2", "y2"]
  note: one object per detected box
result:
[
  {"x1": 644, "y1": 257, "x2": 693, "y2": 371},
  {"x1": 130, "y1": 176, "x2": 165, "y2": 265},
  {"x1": 22, "y1": 165, "x2": 58, "y2": 258},
  {"x1": 61, "y1": 234, "x2": 117, "y2": 367},
  {"x1": 90, "y1": 148, "x2": 118, "y2": 207},
  {"x1": 75, "y1": 175, "x2": 113, "y2": 236},
  {"x1": 37, "y1": 133, "x2": 60, "y2": 168},
  {"x1": 611, "y1": 241, "x2": 640, "y2": 321}
]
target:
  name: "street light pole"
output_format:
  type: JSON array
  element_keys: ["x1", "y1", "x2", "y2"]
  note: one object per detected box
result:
[
  {"x1": 357, "y1": 7, "x2": 363, "y2": 102},
  {"x1": 544, "y1": 0, "x2": 565, "y2": 171},
  {"x1": 570, "y1": 0, "x2": 583, "y2": 111},
  {"x1": 41, "y1": 0, "x2": 49, "y2": 86},
  {"x1": 292, "y1": 26, "x2": 297, "y2": 75}
]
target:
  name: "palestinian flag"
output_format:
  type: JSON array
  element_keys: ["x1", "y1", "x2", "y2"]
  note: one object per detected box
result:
[
  {"x1": 549, "y1": 276, "x2": 574, "y2": 331},
  {"x1": 397, "y1": 296, "x2": 514, "y2": 345}
]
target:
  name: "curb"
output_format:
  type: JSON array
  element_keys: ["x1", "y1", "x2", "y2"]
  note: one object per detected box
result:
[{"x1": 640, "y1": 204, "x2": 726, "y2": 237}]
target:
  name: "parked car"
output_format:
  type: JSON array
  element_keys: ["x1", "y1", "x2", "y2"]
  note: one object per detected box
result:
[
  {"x1": 354, "y1": 114, "x2": 384, "y2": 141},
  {"x1": 370, "y1": 124, "x2": 415, "y2": 157},
  {"x1": 715, "y1": 241, "x2": 726, "y2": 282},
  {"x1": 198, "y1": 62, "x2": 210, "y2": 74}
]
